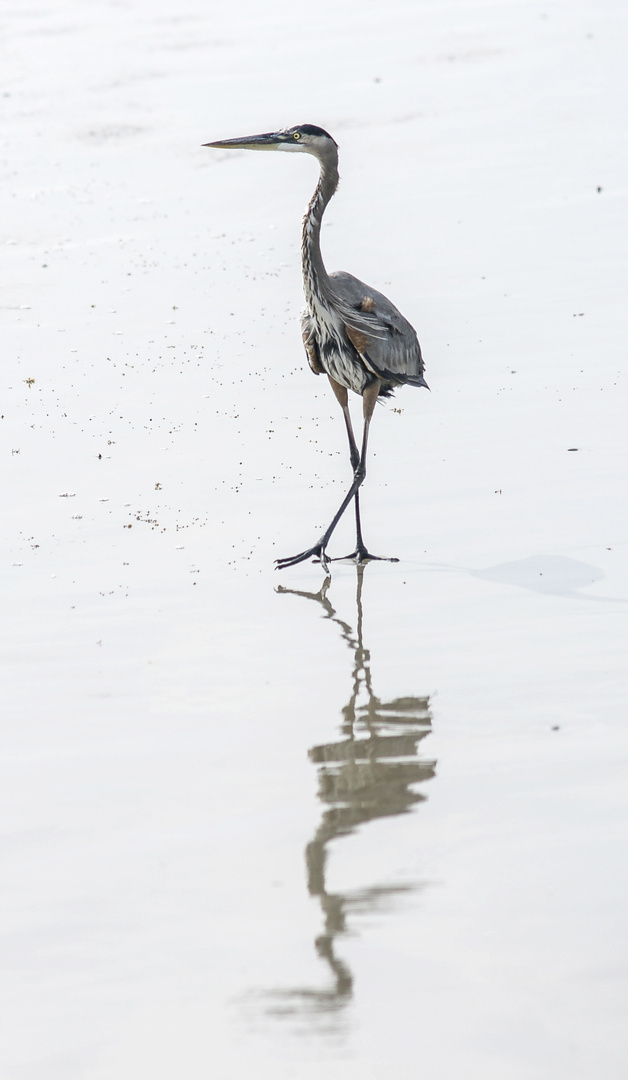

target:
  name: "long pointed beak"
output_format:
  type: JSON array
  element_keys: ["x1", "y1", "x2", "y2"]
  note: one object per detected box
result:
[{"x1": 203, "y1": 132, "x2": 283, "y2": 151}]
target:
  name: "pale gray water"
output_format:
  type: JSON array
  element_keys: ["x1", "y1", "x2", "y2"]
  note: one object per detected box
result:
[{"x1": 2, "y1": 1, "x2": 628, "y2": 1077}]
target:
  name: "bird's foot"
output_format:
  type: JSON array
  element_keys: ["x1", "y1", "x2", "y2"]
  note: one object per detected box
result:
[
  {"x1": 275, "y1": 542, "x2": 330, "y2": 572},
  {"x1": 330, "y1": 545, "x2": 399, "y2": 566}
]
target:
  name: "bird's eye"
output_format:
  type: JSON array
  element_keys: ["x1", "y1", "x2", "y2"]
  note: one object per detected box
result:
[{"x1": 293, "y1": 132, "x2": 301, "y2": 140}]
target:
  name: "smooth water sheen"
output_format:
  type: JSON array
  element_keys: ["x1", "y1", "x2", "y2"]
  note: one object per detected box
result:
[{"x1": 2, "y1": 1, "x2": 628, "y2": 1077}]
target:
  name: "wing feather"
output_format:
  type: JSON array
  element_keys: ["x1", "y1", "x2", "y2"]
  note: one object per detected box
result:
[{"x1": 330, "y1": 271, "x2": 426, "y2": 387}]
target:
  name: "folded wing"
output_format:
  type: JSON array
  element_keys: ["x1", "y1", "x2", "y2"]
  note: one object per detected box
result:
[{"x1": 330, "y1": 271, "x2": 427, "y2": 388}]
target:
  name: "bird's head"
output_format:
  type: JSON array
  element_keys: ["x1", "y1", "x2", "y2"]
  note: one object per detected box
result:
[{"x1": 204, "y1": 125, "x2": 337, "y2": 163}]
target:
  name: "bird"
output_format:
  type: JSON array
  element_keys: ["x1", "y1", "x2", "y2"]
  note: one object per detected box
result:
[{"x1": 204, "y1": 124, "x2": 428, "y2": 571}]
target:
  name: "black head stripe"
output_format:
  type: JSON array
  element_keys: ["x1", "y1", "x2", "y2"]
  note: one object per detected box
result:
[{"x1": 294, "y1": 124, "x2": 335, "y2": 142}]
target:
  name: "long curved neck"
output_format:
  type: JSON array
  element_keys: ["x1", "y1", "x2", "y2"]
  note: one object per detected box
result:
[{"x1": 301, "y1": 150, "x2": 339, "y2": 308}]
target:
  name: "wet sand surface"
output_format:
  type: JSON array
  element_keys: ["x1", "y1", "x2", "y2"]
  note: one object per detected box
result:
[{"x1": 2, "y1": 2, "x2": 628, "y2": 1077}]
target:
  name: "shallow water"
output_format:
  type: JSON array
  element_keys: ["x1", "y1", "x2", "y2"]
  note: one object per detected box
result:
[{"x1": 2, "y1": 1, "x2": 628, "y2": 1077}]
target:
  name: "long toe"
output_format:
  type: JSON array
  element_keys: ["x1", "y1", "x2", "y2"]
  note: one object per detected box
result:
[
  {"x1": 275, "y1": 544, "x2": 323, "y2": 570},
  {"x1": 330, "y1": 549, "x2": 399, "y2": 565}
]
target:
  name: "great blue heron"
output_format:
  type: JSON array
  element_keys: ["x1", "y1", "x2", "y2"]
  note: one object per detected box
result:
[{"x1": 204, "y1": 124, "x2": 428, "y2": 571}]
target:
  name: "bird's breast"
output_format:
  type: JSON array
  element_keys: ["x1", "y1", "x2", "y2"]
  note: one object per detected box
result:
[{"x1": 315, "y1": 324, "x2": 369, "y2": 395}]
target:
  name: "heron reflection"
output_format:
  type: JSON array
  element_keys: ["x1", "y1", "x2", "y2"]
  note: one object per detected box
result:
[{"x1": 264, "y1": 566, "x2": 435, "y2": 1026}]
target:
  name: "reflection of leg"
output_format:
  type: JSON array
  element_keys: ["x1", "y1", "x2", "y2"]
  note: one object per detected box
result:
[
  {"x1": 276, "y1": 575, "x2": 332, "y2": 607},
  {"x1": 307, "y1": 837, "x2": 353, "y2": 998},
  {"x1": 305, "y1": 837, "x2": 326, "y2": 899},
  {"x1": 315, "y1": 934, "x2": 353, "y2": 998},
  {"x1": 276, "y1": 380, "x2": 381, "y2": 571}
]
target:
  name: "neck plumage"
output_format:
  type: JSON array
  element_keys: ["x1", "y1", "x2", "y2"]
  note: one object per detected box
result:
[{"x1": 301, "y1": 152, "x2": 339, "y2": 309}]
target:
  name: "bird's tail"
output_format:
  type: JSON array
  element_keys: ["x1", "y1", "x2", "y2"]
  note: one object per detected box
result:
[{"x1": 406, "y1": 374, "x2": 430, "y2": 390}]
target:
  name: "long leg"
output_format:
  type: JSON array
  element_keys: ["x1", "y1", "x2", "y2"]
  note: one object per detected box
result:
[
  {"x1": 331, "y1": 381, "x2": 399, "y2": 565},
  {"x1": 276, "y1": 379, "x2": 383, "y2": 571},
  {"x1": 333, "y1": 380, "x2": 383, "y2": 562},
  {"x1": 335, "y1": 489, "x2": 398, "y2": 564},
  {"x1": 333, "y1": 383, "x2": 373, "y2": 556}
]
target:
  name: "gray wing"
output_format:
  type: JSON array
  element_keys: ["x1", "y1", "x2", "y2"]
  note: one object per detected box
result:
[{"x1": 330, "y1": 270, "x2": 427, "y2": 387}]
